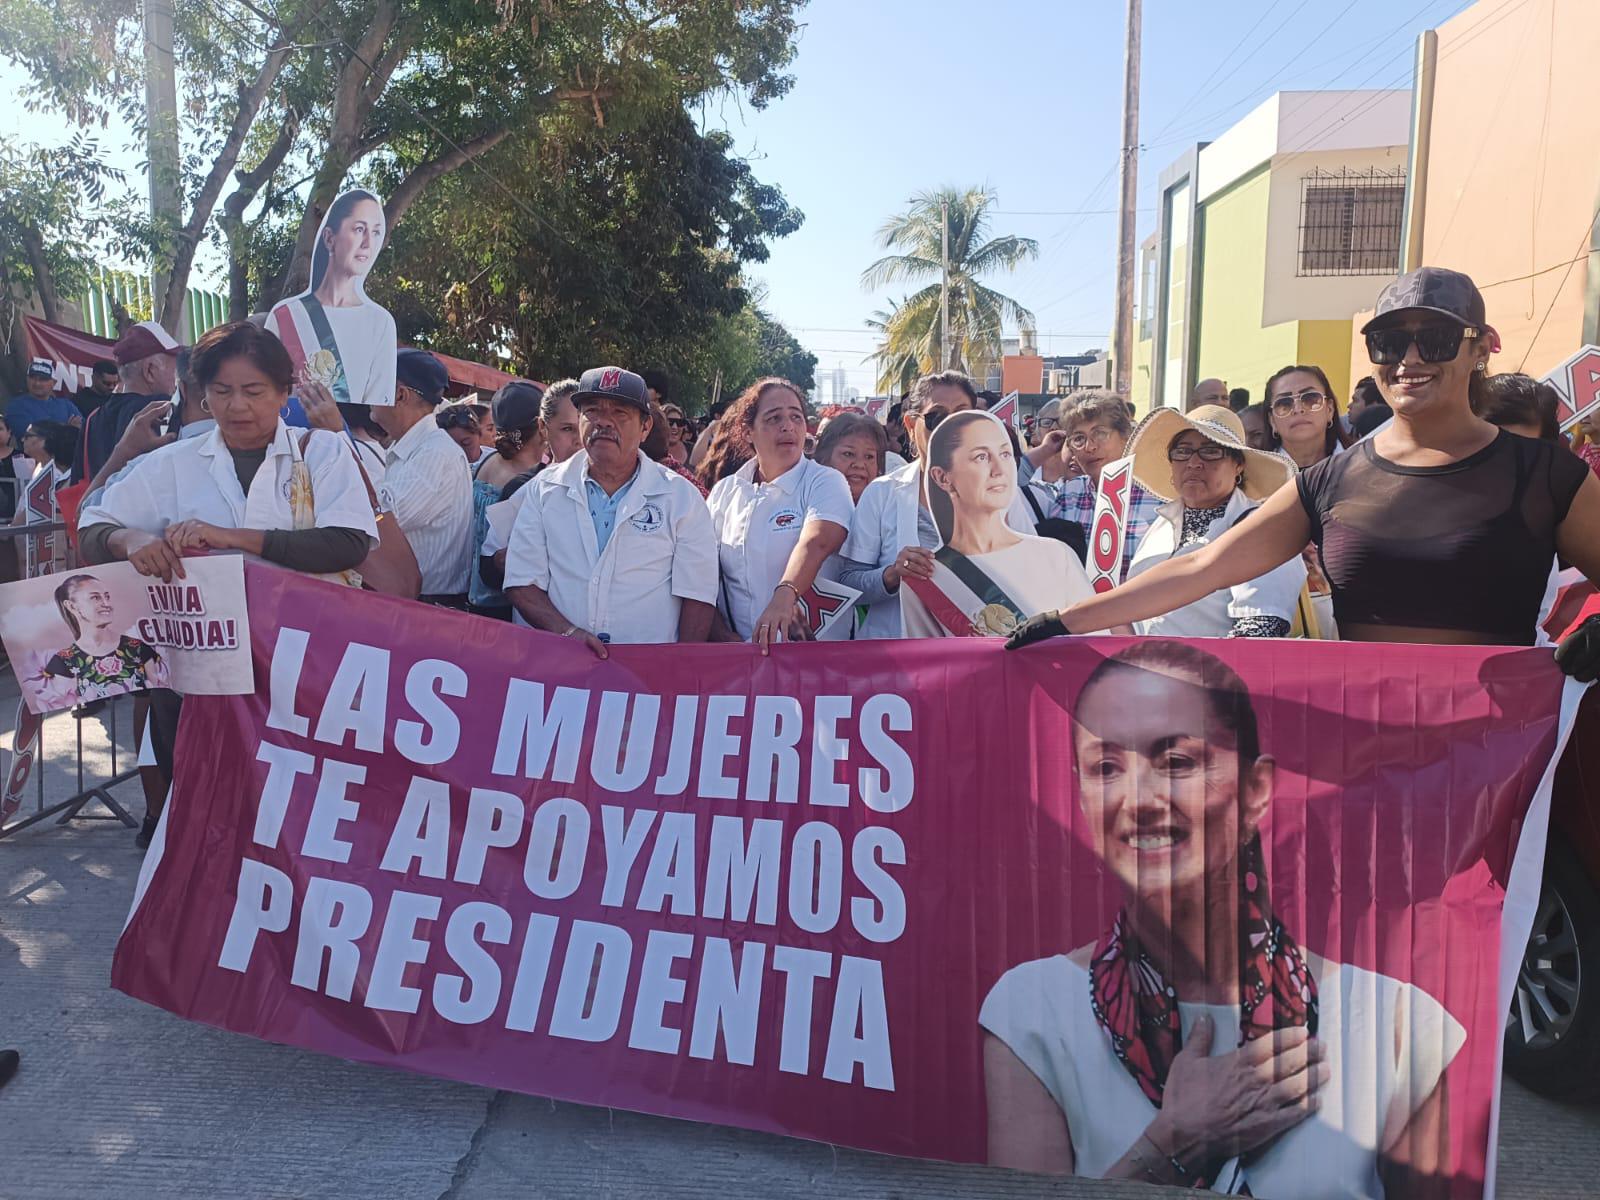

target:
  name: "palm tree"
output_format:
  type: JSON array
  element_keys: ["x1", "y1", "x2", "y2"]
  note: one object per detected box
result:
[{"x1": 861, "y1": 186, "x2": 1038, "y2": 390}]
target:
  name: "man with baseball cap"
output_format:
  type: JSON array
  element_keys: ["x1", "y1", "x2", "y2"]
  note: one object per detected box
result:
[
  {"x1": 75, "y1": 320, "x2": 184, "y2": 482},
  {"x1": 6, "y1": 357, "x2": 80, "y2": 436},
  {"x1": 371, "y1": 348, "x2": 473, "y2": 605},
  {"x1": 504, "y1": 365, "x2": 718, "y2": 655}
]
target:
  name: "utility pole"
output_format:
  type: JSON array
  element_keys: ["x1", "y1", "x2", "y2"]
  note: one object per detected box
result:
[
  {"x1": 940, "y1": 198, "x2": 951, "y2": 370},
  {"x1": 143, "y1": 0, "x2": 183, "y2": 334},
  {"x1": 1112, "y1": 0, "x2": 1142, "y2": 399}
]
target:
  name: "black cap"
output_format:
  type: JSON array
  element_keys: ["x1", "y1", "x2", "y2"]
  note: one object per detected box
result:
[
  {"x1": 26, "y1": 357, "x2": 52, "y2": 378},
  {"x1": 1362, "y1": 267, "x2": 1486, "y2": 333},
  {"x1": 491, "y1": 380, "x2": 545, "y2": 429},
  {"x1": 572, "y1": 366, "x2": 650, "y2": 415},
  {"x1": 396, "y1": 349, "x2": 449, "y2": 405}
]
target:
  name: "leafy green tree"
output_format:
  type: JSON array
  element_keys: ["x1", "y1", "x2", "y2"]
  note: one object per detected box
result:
[
  {"x1": 862, "y1": 185, "x2": 1037, "y2": 384},
  {"x1": 0, "y1": 133, "x2": 122, "y2": 388},
  {"x1": 1, "y1": 0, "x2": 805, "y2": 325},
  {"x1": 364, "y1": 107, "x2": 803, "y2": 411}
]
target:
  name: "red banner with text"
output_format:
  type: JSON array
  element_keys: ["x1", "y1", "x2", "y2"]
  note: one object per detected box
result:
[{"x1": 112, "y1": 563, "x2": 1581, "y2": 1199}]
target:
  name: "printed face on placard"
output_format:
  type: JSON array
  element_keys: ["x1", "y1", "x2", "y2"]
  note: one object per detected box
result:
[
  {"x1": 1070, "y1": 655, "x2": 1270, "y2": 906},
  {"x1": 265, "y1": 187, "x2": 399, "y2": 409},
  {"x1": 0, "y1": 559, "x2": 252, "y2": 715},
  {"x1": 923, "y1": 409, "x2": 1017, "y2": 549}
]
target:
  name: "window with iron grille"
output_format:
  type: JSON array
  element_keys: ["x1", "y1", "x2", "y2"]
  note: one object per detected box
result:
[{"x1": 1297, "y1": 167, "x2": 1406, "y2": 277}]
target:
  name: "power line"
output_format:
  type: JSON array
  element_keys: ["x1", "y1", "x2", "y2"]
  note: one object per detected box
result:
[{"x1": 987, "y1": 208, "x2": 1152, "y2": 216}]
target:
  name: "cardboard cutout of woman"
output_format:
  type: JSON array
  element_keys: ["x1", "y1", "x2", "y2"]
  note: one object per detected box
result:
[
  {"x1": 267, "y1": 188, "x2": 398, "y2": 409},
  {"x1": 900, "y1": 408, "x2": 1092, "y2": 638}
]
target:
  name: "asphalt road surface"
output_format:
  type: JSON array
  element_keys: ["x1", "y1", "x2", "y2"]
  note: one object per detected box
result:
[{"x1": 5, "y1": 698, "x2": 1599, "y2": 1199}]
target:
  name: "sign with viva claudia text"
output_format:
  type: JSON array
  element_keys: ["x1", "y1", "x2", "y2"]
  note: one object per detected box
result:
[{"x1": 114, "y1": 563, "x2": 1582, "y2": 1199}]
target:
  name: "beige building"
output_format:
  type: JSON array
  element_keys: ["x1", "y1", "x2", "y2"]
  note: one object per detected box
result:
[
  {"x1": 1354, "y1": 0, "x2": 1600, "y2": 386},
  {"x1": 1135, "y1": 90, "x2": 1411, "y2": 413}
]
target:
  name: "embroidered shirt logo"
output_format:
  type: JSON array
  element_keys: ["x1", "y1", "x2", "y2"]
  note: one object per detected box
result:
[
  {"x1": 630, "y1": 502, "x2": 664, "y2": 533},
  {"x1": 769, "y1": 508, "x2": 801, "y2": 531}
]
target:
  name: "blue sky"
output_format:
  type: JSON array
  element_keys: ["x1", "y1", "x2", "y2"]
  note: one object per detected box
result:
[
  {"x1": 705, "y1": 0, "x2": 1470, "y2": 394},
  {"x1": 3, "y1": 0, "x2": 1469, "y2": 387}
]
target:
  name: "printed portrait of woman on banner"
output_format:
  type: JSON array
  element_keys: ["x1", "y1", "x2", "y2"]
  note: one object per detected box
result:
[
  {"x1": 267, "y1": 188, "x2": 398, "y2": 410},
  {"x1": 900, "y1": 408, "x2": 1092, "y2": 638},
  {"x1": 36, "y1": 573, "x2": 169, "y2": 707},
  {"x1": 979, "y1": 640, "x2": 1464, "y2": 1198}
]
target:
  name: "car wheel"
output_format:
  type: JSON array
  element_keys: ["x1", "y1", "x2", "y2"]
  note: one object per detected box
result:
[{"x1": 1504, "y1": 839, "x2": 1600, "y2": 1101}]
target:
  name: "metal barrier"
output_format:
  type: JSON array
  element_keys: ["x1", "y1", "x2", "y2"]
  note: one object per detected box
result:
[{"x1": 0, "y1": 508, "x2": 143, "y2": 840}]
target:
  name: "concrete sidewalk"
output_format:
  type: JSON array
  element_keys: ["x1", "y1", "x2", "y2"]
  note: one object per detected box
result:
[{"x1": 4, "y1": 699, "x2": 1599, "y2": 1199}]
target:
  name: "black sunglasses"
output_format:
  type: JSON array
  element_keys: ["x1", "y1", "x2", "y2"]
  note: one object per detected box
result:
[
  {"x1": 1365, "y1": 324, "x2": 1479, "y2": 366},
  {"x1": 667, "y1": 417, "x2": 691, "y2": 429},
  {"x1": 436, "y1": 409, "x2": 480, "y2": 431},
  {"x1": 922, "y1": 405, "x2": 951, "y2": 433}
]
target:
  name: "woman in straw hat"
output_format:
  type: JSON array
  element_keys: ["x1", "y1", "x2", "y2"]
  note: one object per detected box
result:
[{"x1": 1121, "y1": 405, "x2": 1306, "y2": 638}]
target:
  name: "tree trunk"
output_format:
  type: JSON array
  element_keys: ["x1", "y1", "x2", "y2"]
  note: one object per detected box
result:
[
  {"x1": 383, "y1": 128, "x2": 514, "y2": 227},
  {"x1": 18, "y1": 226, "x2": 61, "y2": 324},
  {"x1": 157, "y1": 9, "x2": 322, "y2": 327},
  {"x1": 221, "y1": 116, "x2": 300, "y2": 320},
  {"x1": 277, "y1": 0, "x2": 404, "y2": 299}
]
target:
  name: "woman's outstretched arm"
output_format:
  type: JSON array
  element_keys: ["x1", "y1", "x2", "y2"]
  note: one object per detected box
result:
[{"x1": 1010, "y1": 481, "x2": 1312, "y2": 644}]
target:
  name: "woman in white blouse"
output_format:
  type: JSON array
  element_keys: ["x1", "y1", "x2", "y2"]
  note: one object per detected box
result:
[
  {"x1": 78, "y1": 321, "x2": 378, "y2": 584},
  {"x1": 900, "y1": 409, "x2": 1091, "y2": 638},
  {"x1": 77, "y1": 320, "x2": 378, "y2": 845},
  {"x1": 981, "y1": 642, "x2": 1462, "y2": 1197},
  {"x1": 706, "y1": 377, "x2": 854, "y2": 650},
  {"x1": 1121, "y1": 405, "x2": 1306, "y2": 638}
]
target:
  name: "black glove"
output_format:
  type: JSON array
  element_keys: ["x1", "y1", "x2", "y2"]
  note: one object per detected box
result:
[
  {"x1": 1555, "y1": 614, "x2": 1600, "y2": 683},
  {"x1": 1004, "y1": 609, "x2": 1070, "y2": 651}
]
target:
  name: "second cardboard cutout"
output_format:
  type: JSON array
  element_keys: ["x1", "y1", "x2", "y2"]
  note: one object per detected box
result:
[
  {"x1": 900, "y1": 408, "x2": 1093, "y2": 637},
  {"x1": 267, "y1": 188, "x2": 398, "y2": 408}
]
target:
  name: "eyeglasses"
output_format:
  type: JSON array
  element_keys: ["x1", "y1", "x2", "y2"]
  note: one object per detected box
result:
[
  {"x1": 1167, "y1": 443, "x2": 1232, "y2": 463},
  {"x1": 1035, "y1": 417, "x2": 1060, "y2": 431},
  {"x1": 667, "y1": 417, "x2": 691, "y2": 430},
  {"x1": 1365, "y1": 324, "x2": 1478, "y2": 365},
  {"x1": 436, "y1": 409, "x2": 480, "y2": 432},
  {"x1": 922, "y1": 405, "x2": 951, "y2": 433},
  {"x1": 1268, "y1": 390, "x2": 1329, "y2": 417},
  {"x1": 1067, "y1": 426, "x2": 1119, "y2": 450}
]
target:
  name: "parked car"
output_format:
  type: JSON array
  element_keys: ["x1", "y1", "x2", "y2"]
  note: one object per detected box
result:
[{"x1": 1505, "y1": 686, "x2": 1600, "y2": 1101}]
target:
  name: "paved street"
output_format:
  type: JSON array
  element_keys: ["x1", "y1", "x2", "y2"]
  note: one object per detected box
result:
[{"x1": 4, "y1": 697, "x2": 1599, "y2": 1200}]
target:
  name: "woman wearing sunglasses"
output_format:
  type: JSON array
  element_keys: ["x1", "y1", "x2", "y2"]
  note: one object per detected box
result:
[
  {"x1": 1119, "y1": 405, "x2": 1305, "y2": 638},
  {"x1": 1264, "y1": 365, "x2": 1349, "y2": 469},
  {"x1": 661, "y1": 403, "x2": 694, "y2": 465},
  {"x1": 1008, "y1": 267, "x2": 1600, "y2": 681}
]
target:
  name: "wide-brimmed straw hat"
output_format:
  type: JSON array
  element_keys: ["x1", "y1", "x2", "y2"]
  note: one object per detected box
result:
[{"x1": 1126, "y1": 404, "x2": 1294, "y2": 503}]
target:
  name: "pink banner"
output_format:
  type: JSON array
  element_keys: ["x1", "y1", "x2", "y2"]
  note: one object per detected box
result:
[{"x1": 113, "y1": 563, "x2": 1579, "y2": 1198}]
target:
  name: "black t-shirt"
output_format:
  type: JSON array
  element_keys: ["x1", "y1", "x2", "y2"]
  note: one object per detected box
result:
[
  {"x1": 75, "y1": 392, "x2": 171, "y2": 483},
  {"x1": 1296, "y1": 431, "x2": 1589, "y2": 644}
]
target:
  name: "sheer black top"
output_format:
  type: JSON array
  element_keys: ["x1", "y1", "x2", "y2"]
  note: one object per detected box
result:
[{"x1": 1295, "y1": 431, "x2": 1589, "y2": 645}]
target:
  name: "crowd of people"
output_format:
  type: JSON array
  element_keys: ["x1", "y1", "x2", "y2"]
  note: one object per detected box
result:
[{"x1": 5, "y1": 265, "x2": 1600, "y2": 845}]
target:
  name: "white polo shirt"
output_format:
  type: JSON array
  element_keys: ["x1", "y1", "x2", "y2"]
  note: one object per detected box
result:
[
  {"x1": 79, "y1": 420, "x2": 378, "y2": 543},
  {"x1": 843, "y1": 458, "x2": 1038, "y2": 640},
  {"x1": 504, "y1": 450, "x2": 718, "y2": 644},
  {"x1": 707, "y1": 456, "x2": 854, "y2": 640},
  {"x1": 379, "y1": 415, "x2": 473, "y2": 595}
]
